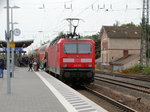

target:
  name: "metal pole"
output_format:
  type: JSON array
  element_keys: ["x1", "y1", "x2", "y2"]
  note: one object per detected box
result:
[
  {"x1": 38, "y1": 31, "x2": 43, "y2": 45},
  {"x1": 69, "y1": 20, "x2": 72, "y2": 34},
  {"x1": 140, "y1": 0, "x2": 147, "y2": 68},
  {"x1": 11, "y1": 8, "x2": 15, "y2": 77},
  {"x1": 146, "y1": 0, "x2": 149, "y2": 65},
  {"x1": 6, "y1": 0, "x2": 11, "y2": 94},
  {"x1": 42, "y1": 32, "x2": 44, "y2": 44}
]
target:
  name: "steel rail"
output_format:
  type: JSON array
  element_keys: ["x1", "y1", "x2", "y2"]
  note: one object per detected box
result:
[
  {"x1": 95, "y1": 70, "x2": 150, "y2": 82},
  {"x1": 85, "y1": 87, "x2": 137, "y2": 112},
  {"x1": 95, "y1": 76, "x2": 150, "y2": 94},
  {"x1": 95, "y1": 76, "x2": 150, "y2": 89}
]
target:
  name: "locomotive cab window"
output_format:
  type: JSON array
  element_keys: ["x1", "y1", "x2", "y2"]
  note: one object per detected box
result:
[
  {"x1": 78, "y1": 43, "x2": 92, "y2": 54},
  {"x1": 63, "y1": 43, "x2": 77, "y2": 53},
  {"x1": 63, "y1": 43, "x2": 92, "y2": 54}
]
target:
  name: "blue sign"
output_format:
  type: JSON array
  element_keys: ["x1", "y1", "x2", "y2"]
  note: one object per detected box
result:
[{"x1": 3, "y1": 47, "x2": 24, "y2": 52}]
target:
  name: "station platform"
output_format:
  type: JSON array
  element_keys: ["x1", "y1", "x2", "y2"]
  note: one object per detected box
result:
[{"x1": 0, "y1": 67, "x2": 107, "y2": 112}]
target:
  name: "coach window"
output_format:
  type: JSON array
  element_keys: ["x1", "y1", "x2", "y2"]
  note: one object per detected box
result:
[{"x1": 57, "y1": 44, "x2": 59, "y2": 52}]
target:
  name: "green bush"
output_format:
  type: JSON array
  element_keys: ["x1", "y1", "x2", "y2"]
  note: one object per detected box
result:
[
  {"x1": 120, "y1": 64, "x2": 150, "y2": 75},
  {"x1": 122, "y1": 64, "x2": 140, "y2": 74},
  {"x1": 113, "y1": 70, "x2": 119, "y2": 73},
  {"x1": 142, "y1": 65, "x2": 150, "y2": 75}
]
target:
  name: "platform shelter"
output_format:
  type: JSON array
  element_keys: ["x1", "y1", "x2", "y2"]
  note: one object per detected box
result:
[{"x1": 0, "y1": 40, "x2": 34, "y2": 66}]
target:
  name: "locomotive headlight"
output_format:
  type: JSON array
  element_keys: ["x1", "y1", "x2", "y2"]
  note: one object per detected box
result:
[
  {"x1": 64, "y1": 64, "x2": 67, "y2": 67},
  {"x1": 88, "y1": 64, "x2": 92, "y2": 67}
]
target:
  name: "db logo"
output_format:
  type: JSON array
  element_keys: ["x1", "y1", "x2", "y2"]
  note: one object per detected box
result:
[
  {"x1": 76, "y1": 59, "x2": 80, "y2": 62},
  {"x1": 74, "y1": 64, "x2": 81, "y2": 67}
]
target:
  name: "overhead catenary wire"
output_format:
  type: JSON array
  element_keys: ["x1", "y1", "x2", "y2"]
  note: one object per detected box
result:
[{"x1": 13, "y1": 0, "x2": 143, "y2": 44}]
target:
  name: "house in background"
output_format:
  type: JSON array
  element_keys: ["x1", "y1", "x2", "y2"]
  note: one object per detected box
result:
[
  {"x1": 98, "y1": 26, "x2": 141, "y2": 70},
  {"x1": 110, "y1": 54, "x2": 140, "y2": 71}
]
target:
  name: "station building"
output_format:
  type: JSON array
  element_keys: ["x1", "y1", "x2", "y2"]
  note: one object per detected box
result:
[{"x1": 99, "y1": 26, "x2": 141, "y2": 71}]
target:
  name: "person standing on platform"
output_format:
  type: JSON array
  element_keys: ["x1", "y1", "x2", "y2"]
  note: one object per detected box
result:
[
  {"x1": 41, "y1": 57, "x2": 47, "y2": 71},
  {"x1": 44, "y1": 57, "x2": 47, "y2": 70},
  {"x1": 33, "y1": 58, "x2": 37, "y2": 71},
  {"x1": 28, "y1": 58, "x2": 33, "y2": 71},
  {"x1": 36, "y1": 59, "x2": 40, "y2": 71},
  {"x1": 0, "y1": 56, "x2": 4, "y2": 78}
]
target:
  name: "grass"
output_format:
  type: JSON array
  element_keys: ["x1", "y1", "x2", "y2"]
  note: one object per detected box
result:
[
  {"x1": 142, "y1": 65, "x2": 150, "y2": 75},
  {"x1": 120, "y1": 64, "x2": 150, "y2": 75}
]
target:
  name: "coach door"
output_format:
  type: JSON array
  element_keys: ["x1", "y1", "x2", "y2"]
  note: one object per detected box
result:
[{"x1": 45, "y1": 52, "x2": 48, "y2": 68}]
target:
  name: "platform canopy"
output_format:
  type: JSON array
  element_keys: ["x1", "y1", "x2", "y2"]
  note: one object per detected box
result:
[{"x1": 0, "y1": 39, "x2": 34, "y2": 48}]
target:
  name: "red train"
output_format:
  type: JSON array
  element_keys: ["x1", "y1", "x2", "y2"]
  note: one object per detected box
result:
[
  {"x1": 37, "y1": 43, "x2": 49, "y2": 62},
  {"x1": 30, "y1": 38, "x2": 95, "y2": 85},
  {"x1": 28, "y1": 43, "x2": 49, "y2": 62}
]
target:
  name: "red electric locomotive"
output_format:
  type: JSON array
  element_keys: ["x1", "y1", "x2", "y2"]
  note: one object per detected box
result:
[{"x1": 47, "y1": 38, "x2": 95, "y2": 85}]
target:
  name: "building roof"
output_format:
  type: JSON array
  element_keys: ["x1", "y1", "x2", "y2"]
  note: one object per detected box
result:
[
  {"x1": 0, "y1": 40, "x2": 34, "y2": 48},
  {"x1": 110, "y1": 54, "x2": 140, "y2": 65},
  {"x1": 95, "y1": 57, "x2": 101, "y2": 62},
  {"x1": 99, "y1": 26, "x2": 141, "y2": 40}
]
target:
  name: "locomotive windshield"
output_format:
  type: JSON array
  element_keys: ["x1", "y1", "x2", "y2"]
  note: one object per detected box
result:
[
  {"x1": 63, "y1": 43, "x2": 77, "y2": 53},
  {"x1": 63, "y1": 43, "x2": 92, "y2": 54}
]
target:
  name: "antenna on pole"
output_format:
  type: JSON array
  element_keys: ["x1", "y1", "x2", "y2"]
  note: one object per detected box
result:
[{"x1": 140, "y1": 0, "x2": 149, "y2": 68}]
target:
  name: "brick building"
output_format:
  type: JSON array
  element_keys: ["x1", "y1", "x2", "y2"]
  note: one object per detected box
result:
[{"x1": 99, "y1": 26, "x2": 141, "y2": 70}]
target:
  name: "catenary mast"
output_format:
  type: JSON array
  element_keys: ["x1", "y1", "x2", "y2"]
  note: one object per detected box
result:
[{"x1": 140, "y1": 0, "x2": 149, "y2": 68}]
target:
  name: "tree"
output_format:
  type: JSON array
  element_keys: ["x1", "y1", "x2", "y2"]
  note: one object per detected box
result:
[
  {"x1": 81, "y1": 33, "x2": 101, "y2": 59},
  {"x1": 121, "y1": 22, "x2": 136, "y2": 27},
  {"x1": 113, "y1": 21, "x2": 137, "y2": 27},
  {"x1": 56, "y1": 32, "x2": 66, "y2": 39}
]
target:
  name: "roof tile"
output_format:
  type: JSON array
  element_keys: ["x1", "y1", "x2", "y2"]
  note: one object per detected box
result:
[{"x1": 99, "y1": 26, "x2": 141, "y2": 39}]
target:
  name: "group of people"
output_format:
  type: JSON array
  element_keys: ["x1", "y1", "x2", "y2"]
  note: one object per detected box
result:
[
  {"x1": 28, "y1": 57, "x2": 47, "y2": 72},
  {"x1": 17, "y1": 57, "x2": 30, "y2": 67},
  {"x1": 0, "y1": 55, "x2": 47, "y2": 78}
]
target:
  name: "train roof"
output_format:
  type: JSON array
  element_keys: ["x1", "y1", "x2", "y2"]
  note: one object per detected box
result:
[
  {"x1": 40, "y1": 43, "x2": 48, "y2": 51},
  {"x1": 57, "y1": 38, "x2": 94, "y2": 43},
  {"x1": 50, "y1": 38, "x2": 94, "y2": 46}
]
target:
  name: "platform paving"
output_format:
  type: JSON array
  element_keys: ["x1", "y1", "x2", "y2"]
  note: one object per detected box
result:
[{"x1": 0, "y1": 67, "x2": 68, "y2": 112}]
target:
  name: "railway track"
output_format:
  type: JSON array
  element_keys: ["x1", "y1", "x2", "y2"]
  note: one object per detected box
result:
[
  {"x1": 94, "y1": 76, "x2": 150, "y2": 94},
  {"x1": 85, "y1": 86, "x2": 136, "y2": 112},
  {"x1": 95, "y1": 70, "x2": 150, "y2": 82}
]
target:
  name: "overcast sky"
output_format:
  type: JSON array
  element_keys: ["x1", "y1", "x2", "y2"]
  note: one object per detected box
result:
[{"x1": 0, "y1": 0, "x2": 143, "y2": 51}]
